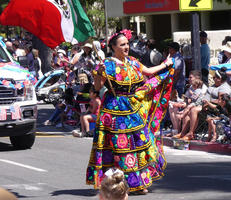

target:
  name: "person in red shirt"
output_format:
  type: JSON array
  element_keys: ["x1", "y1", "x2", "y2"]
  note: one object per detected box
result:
[{"x1": 72, "y1": 87, "x2": 101, "y2": 137}]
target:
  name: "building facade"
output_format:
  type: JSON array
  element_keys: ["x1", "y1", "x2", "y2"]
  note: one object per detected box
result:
[{"x1": 106, "y1": 0, "x2": 231, "y2": 64}]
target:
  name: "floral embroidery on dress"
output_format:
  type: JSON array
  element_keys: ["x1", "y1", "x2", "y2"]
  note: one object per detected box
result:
[
  {"x1": 125, "y1": 154, "x2": 136, "y2": 168},
  {"x1": 117, "y1": 134, "x2": 128, "y2": 149},
  {"x1": 101, "y1": 113, "x2": 112, "y2": 127}
]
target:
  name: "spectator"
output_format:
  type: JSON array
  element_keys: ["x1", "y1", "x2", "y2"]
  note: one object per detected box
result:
[
  {"x1": 140, "y1": 39, "x2": 163, "y2": 67},
  {"x1": 5, "y1": 41, "x2": 14, "y2": 56},
  {"x1": 178, "y1": 68, "x2": 231, "y2": 140},
  {"x1": 221, "y1": 41, "x2": 231, "y2": 85},
  {"x1": 75, "y1": 43, "x2": 96, "y2": 85},
  {"x1": 99, "y1": 168, "x2": 129, "y2": 200},
  {"x1": 204, "y1": 93, "x2": 231, "y2": 142},
  {"x1": 65, "y1": 64, "x2": 76, "y2": 89},
  {"x1": 130, "y1": 31, "x2": 139, "y2": 48},
  {"x1": 129, "y1": 33, "x2": 146, "y2": 60},
  {"x1": 24, "y1": 43, "x2": 36, "y2": 76},
  {"x1": 168, "y1": 42, "x2": 186, "y2": 98},
  {"x1": 56, "y1": 49, "x2": 69, "y2": 69},
  {"x1": 169, "y1": 70, "x2": 207, "y2": 136},
  {"x1": 221, "y1": 41, "x2": 231, "y2": 64},
  {"x1": 72, "y1": 87, "x2": 101, "y2": 137},
  {"x1": 218, "y1": 36, "x2": 231, "y2": 64},
  {"x1": 55, "y1": 91, "x2": 74, "y2": 128},
  {"x1": 178, "y1": 79, "x2": 203, "y2": 120},
  {"x1": 32, "y1": 49, "x2": 42, "y2": 79},
  {"x1": 93, "y1": 40, "x2": 105, "y2": 62},
  {"x1": 200, "y1": 31, "x2": 210, "y2": 84},
  {"x1": 12, "y1": 40, "x2": 26, "y2": 59},
  {"x1": 43, "y1": 88, "x2": 74, "y2": 126},
  {"x1": 181, "y1": 43, "x2": 192, "y2": 78},
  {"x1": 70, "y1": 44, "x2": 83, "y2": 67}
]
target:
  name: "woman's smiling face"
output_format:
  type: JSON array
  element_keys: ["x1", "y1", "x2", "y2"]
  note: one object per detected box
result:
[{"x1": 112, "y1": 35, "x2": 129, "y2": 60}]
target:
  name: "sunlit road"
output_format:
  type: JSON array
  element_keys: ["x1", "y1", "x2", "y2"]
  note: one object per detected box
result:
[{"x1": 0, "y1": 104, "x2": 230, "y2": 200}]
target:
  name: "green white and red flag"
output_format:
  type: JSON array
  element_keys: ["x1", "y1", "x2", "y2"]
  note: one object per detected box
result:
[{"x1": 0, "y1": 0, "x2": 95, "y2": 48}]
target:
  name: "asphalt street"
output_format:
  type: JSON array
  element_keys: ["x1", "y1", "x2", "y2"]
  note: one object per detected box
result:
[{"x1": 0, "y1": 103, "x2": 230, "y2": 200}]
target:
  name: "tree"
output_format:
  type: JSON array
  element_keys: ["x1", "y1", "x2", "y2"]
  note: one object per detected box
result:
[
  {"x1": 0, "y1": 0, "x2": 10, "y2": 36},
  {"x1": 79, "y1": 0, "x2": 121, "y2": 38}
]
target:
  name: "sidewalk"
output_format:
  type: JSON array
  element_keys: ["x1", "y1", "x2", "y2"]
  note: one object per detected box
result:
[
  {"x1": 36, "y1": 124, "x2": 231, "y2": 155},
  {"x1": 37, "y1": 124, "x2": 231, "y2": 155},
  {"x1": 163, "y1": 136, "x2": 231, "y2": 155}
]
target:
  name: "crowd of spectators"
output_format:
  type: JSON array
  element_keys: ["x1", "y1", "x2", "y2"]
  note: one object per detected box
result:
[
  {"x1": 3, "y1": 31, "x2": 231, "y2": 143},
  {"x1": 165, "y1": 33, "x2": 231, "y2": 144},
  {"x1": 4, "y1": 36, "x2": 42, "y2": 79}
]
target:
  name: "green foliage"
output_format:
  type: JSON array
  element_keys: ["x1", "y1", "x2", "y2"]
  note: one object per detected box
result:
[
  {"x1": 79, "y1": 0, "x2": 121, "y2": 38},
  {"x1": 0, "y1": 1, "x2": 8, "y2": 13}
]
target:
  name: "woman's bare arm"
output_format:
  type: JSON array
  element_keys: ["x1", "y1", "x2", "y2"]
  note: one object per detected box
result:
[{"x1": 142, "y1": 57, "x2": 173, "y2": 76}]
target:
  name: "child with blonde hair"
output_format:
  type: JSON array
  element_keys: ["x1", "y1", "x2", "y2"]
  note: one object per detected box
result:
[
  {"x1": 178, "y1": 78, "x2": 203, "y2": 120},
  {"x1": 99, "y1": 168, "x2": 129, "y2": 200}
]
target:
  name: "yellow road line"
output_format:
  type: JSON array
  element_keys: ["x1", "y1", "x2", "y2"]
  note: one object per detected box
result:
[{"x1": 35, "y1": 132, "x2": 65, "y2": 137}]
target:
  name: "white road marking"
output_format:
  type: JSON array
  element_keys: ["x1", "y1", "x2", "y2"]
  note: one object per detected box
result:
[
  {"x1": 2, "y1": 183, "x2": 46, "y2": 191},
  {"x1": 0, "y1": 159, "x2": 47, "y2": 172}
]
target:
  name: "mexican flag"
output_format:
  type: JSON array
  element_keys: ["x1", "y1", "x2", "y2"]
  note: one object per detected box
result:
[{"x1": 0, "y1": 0, "x2": 95, "y2": 48}]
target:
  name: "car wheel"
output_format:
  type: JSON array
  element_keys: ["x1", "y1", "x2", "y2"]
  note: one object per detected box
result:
[{"x1": 10, "y1": 133, "x2": 35, "y2": 149}]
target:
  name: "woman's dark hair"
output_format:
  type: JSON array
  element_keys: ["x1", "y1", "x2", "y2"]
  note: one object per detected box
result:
[
  {"x1": 215, "y1": 67, "x2": 227, "y2": 82},
  {"x1": 90, "y1": 86, "x2": 99, "y2": 97},
  {"x1": 221, "y1": 94, "x2": 231, "y2": 115},
  {"x1": 108, "y1": 33, "x2": 126, "y2": 52}
]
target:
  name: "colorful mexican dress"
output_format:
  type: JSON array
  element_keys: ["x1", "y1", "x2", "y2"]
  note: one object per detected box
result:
[{"x1": 86, "y1": 56, "x2": 174, "y2": 192}]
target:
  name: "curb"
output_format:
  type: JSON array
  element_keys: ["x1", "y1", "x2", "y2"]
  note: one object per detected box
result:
[
  {"x1": 36, "y1": 132, "x2": 66, "y2": 136},
  {"x1": 163, "y1": 137, "x2": 231, "y2": 155}
]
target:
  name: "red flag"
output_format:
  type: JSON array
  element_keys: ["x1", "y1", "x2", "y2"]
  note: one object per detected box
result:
[
  {"x1": 0, "y1": 0, "x2": 95, "y2": 49},
  {"x1": 0, "y1": 0, "x2": 64, "y2": 48}
]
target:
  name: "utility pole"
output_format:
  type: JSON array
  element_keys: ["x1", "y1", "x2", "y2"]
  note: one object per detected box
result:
[
  {"x1": 179, "y1": 0, "x2": 213, "y2": 70},
  {"x1": 191, "y1": 12, "x2": 201, "y2": 70}
]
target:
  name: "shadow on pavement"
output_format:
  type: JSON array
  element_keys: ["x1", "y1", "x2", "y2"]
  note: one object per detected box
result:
[
  {"x1": 51, "y1": 189, "x2": 98, "y2": 197},
  {"x1": 152, "y1": 161, "x2": 231, "y2": 193}
]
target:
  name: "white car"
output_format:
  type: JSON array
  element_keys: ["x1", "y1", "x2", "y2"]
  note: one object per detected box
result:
[{"x1": 0, "y1": 41, "x2": 37, "y2": 149}]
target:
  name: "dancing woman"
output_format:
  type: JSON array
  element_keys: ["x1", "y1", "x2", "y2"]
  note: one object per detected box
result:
[{"x1": 86, "y1": 29, "x2": 174, "y2": 194}]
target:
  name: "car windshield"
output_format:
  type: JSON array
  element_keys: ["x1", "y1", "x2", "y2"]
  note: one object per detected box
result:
[{"x1": 0, "y1": 45, "x2": 11, "y2": 63}]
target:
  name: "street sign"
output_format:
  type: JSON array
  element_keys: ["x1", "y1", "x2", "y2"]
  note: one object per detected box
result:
[
  {"x1": 123, "y1": 0, "x2": 179, "y2": 14},
  {"x1": 180, "y1": 0, "x2": 213, "y2": 12}
]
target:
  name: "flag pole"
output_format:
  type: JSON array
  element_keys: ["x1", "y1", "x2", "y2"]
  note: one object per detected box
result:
[{"x1": 92, "y1": 43, "x2": 116, "y2": 97}]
